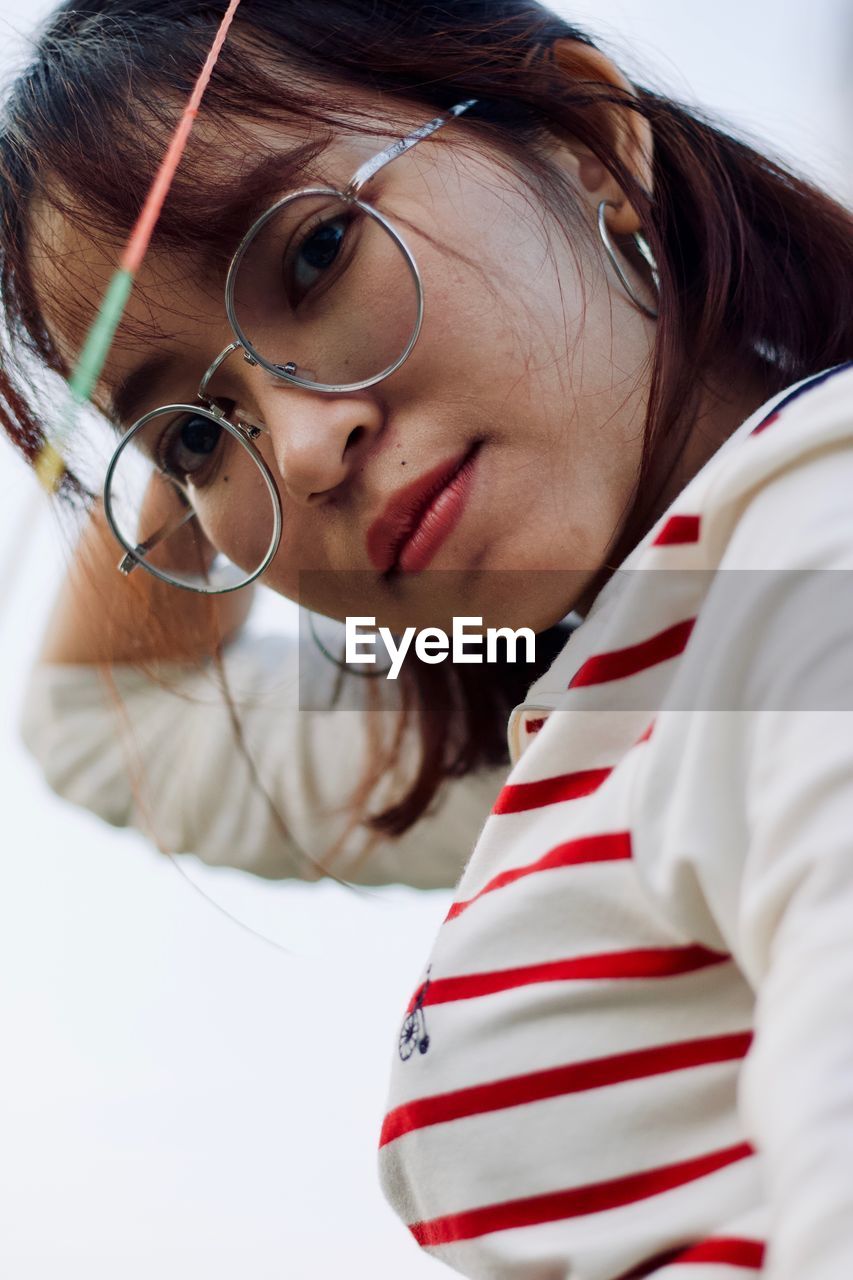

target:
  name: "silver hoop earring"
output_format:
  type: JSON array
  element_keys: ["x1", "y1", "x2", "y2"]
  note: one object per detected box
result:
[
  {"x1": 597, "y1": 199, "x2": 660, "y2": 320},
  {"x1": 307, "y1": 610, "x2": 392, "y2": 679}
]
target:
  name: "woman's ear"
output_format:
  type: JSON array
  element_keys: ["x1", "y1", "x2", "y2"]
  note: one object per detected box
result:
[{"x1": 548, "y1": 38, "x2": 654, "y2": 237}]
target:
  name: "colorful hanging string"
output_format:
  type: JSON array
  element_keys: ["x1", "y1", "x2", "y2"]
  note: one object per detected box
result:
[
  {"x1": 34, "y1": 0, "x2": 243, "y2": 493},
  {"x1": 23, "y1": 0, "x2": 376, "y2": 950}
]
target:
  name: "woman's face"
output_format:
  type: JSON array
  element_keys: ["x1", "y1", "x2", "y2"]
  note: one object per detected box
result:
[{"x1": 32, "y1": 87, "x2": 657, "y2": 635}]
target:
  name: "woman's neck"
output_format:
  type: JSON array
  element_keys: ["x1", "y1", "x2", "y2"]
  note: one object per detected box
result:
[{"x1": 571, "y1": 359, "x2": 774, "y2": 620}]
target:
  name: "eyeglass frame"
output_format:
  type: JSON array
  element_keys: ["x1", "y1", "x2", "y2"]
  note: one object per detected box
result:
[{"x1": 103, "y1": 97, "x2": 479, "y2": 593}]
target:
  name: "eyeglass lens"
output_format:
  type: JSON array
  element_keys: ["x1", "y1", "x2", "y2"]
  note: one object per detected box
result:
[
  {"x1": 228, "y1": 193, "x2": 420, "y2": 387},
  {"x1": 107, "y1": 409, "x2": 278, "y2": 591}
]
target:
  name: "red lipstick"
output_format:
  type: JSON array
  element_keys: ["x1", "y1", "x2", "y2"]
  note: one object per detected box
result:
[{"x1": 366, "y1": 444, "x2": 481, "y2": 575}]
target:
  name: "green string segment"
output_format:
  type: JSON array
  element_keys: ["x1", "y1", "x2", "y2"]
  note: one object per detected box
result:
[{"x1": 36, "y1": 267, "x2": 136, "y2": 492}]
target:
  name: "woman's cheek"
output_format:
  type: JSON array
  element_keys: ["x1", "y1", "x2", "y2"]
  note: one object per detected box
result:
[{"x1": 196, "y1": 461, "x2": 280, "y2": 578}]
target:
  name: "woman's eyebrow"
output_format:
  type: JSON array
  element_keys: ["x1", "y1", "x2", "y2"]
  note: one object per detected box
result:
[
  {"x1": 108, "y1": 352, "x2": 180, "y2": 429},
  {"x1": 103, "y1": 143, "x2": 330, "y2": 425},
  {"x1": 196, "y1": 140, "x2": 329, "y2": 261}
]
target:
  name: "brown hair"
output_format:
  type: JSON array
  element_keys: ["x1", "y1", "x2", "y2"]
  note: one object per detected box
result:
[{"x1": 2, "y1": 0, "x2": 852, "y2": 841}]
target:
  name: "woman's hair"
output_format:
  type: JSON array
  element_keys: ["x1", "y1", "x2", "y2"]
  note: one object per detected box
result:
[{"x1": 1, "y1": 0, "x2": 852, "y2": 839}]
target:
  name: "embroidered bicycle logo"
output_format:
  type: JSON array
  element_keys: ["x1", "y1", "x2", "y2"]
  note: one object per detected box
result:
[{"x1": 399, "y1": 966, "x2": 432, "y2": 1061}]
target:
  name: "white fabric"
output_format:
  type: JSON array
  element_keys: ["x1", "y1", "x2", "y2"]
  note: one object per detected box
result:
[
  {"x1": 20, "y1": 628, "x2": 507, "y2": 887},
  {"x1": 377, "y1": 362, "x2": 853, "y2": 1279}
]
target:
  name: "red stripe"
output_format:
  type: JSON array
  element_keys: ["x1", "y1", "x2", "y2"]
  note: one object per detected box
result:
[
  {"x1": 410, "y1": 1141, "x2": 755, "y2": 1247},
  {"x1": 525, "y1": 716, "x2": 547, "y2": 734},
  {"x1": 652, "y1": 514, "x2": 701, "y2": 546},
  {"x1": 613, "y1": 1235, "x2": 764, "y2": 1279},
  {"x1": 445, "y1": 832, "x2": 631, "y2": 922},
  {"x1": 636, "y1": 719, "x2": 655, "y2": 743},
  {"x1": 676, "y1": 1237, "x2": 765, "y2": 1269},
  {"x1": 408, "y1": 945, "x2": 729, "y2": 1012},
  {"x1": 380, "y1": 1030, "x2": 752, "y2": 1146},
  {"x1": 493, "y1": 767, "x2": 611, "y2": 815},
  {"x1": 750, "y1": 408, "x2": 780, "y2": 436},
  {"x1": 568, "y1": 619, "x2": 696, "y2": 688}
]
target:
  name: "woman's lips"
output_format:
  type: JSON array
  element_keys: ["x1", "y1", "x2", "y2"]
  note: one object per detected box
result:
[{"x1": 366, "y1": 443, "x2": 481, "y2": 575}]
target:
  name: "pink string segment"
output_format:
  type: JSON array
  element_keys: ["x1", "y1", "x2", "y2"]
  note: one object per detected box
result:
[
  {"x1": 121, "y1": 0, "x2": 242, "y2": 275},
  {"x1": 34, "y1": 0, "x2": 243, "y2": 493}
]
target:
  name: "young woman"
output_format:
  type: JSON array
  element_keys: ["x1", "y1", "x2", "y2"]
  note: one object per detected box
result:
[{"x1": 3, "y1": 1, "x2": 853, "y2": 1276}]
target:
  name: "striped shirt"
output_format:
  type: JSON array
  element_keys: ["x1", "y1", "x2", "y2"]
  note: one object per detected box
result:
[{"x1": 378, "y1": 361, "x2": 853, "y2": 1280}]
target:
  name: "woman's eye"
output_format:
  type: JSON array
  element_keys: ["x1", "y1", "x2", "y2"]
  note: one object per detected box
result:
[
  {"x1": 288, "y1": 215, "x2": 350, "y2": 301},
  {"x1": 159, "y1": 413, "x2": 224, "y2": 482}
]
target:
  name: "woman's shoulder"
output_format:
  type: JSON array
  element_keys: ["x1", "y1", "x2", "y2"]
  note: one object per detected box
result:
[{"x1": 630, "y1": 360, "x2": 853, "y2": 575}]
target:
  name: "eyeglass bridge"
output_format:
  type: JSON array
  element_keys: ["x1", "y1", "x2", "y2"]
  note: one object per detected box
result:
[{"x1": 203, "y1": 397, "x2": 263, "y2": 441}]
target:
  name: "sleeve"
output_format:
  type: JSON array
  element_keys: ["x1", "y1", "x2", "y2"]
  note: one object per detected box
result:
[
  {"x1": 638, "y1": 437, "x2": 853, "y2": 1279},
  {"x1": 19, "y1": 629, "x2": 506, "y2": 888},
  {"x1": 724, "y1": 447, "x2": 853, "y2": 1280}
]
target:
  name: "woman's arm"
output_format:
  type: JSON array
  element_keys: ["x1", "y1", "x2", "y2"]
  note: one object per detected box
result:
[
  {"x1": 21, "y1": 640, "x2": 505, "y2": 886},
  {"x1": 718, "y1": 451, "x2": 853, "y2": 1280},
  {"x1": 633, "y1": 438, "x2": 853, "y2": 1279},
  {"x1": 24, "y1": 507, "x2": 505, "y2": 884},
  {"x1": 39, "y1": 500, "x2": 253, "y2": 665}
]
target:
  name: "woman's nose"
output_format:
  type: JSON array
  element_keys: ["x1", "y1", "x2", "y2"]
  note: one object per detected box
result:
[{"x1": 252, "y1": 383, "x2": 385, "y2": 505}]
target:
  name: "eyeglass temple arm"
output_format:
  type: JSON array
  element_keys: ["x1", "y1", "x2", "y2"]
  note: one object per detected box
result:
[
  {"x1": 344, "y1": 98, "x2": 478, "y2": 200},
  {"x1": 117, "y1": 501, "x2": 198, "y2": 576}
]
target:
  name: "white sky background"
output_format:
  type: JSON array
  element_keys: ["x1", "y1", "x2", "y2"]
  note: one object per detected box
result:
[{"x1": 0, "y1": 2, "x2": 850, "y2": 1278}]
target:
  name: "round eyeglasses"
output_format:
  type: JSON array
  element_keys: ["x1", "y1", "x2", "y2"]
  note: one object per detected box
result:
[{"x1": 103, "y1": 98, "x2": 478, "y2": 594}]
